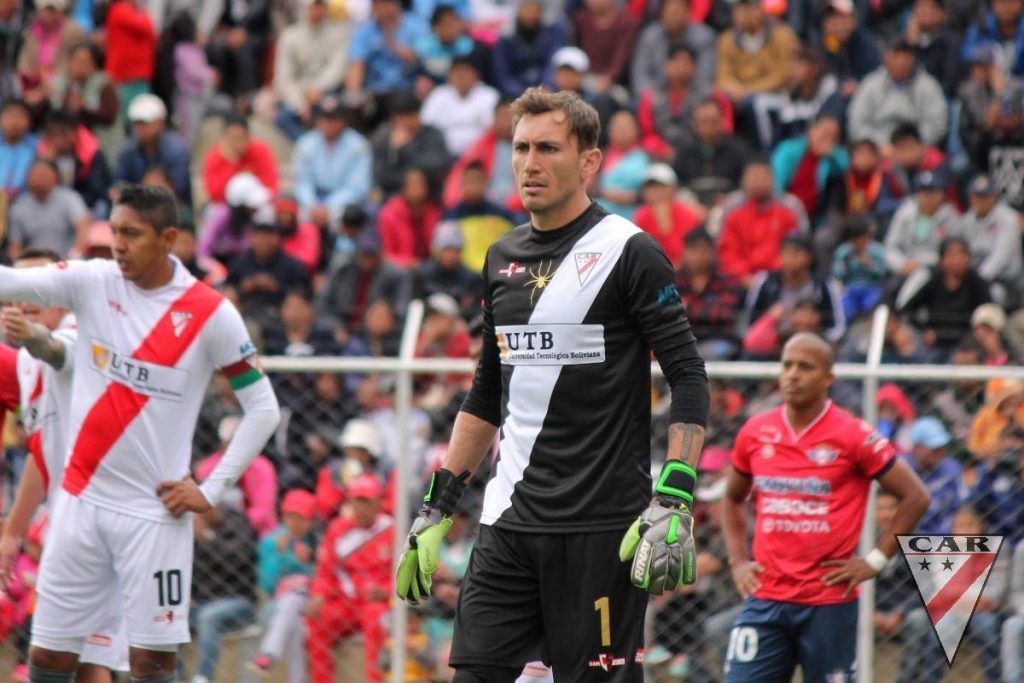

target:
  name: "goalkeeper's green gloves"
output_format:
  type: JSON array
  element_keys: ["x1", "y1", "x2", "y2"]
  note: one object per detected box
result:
[
  {"x1": 395, "y1": 468, "x2": 469, "y2": 604},
  {"x1": 619, "y1": 461, "x2": 698, "y2": 595}
]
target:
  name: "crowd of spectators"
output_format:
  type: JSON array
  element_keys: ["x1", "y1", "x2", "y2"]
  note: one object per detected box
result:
[{"x1": 0, "y1": 0, "x2": 1023, "y2": 680}]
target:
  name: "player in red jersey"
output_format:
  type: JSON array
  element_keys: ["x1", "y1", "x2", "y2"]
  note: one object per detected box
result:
[
  {"x1": 722, "y1": 332, "x2": 931, "y2": 682},
  {"x1": 0, "y1": 342, "x2": 18, "y2": 429}
]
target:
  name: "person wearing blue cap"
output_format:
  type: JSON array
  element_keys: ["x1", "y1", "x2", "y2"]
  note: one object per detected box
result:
[
  {"x1": 902, "y1": 416, "x2": 966, "y2": 534},
  {"x1": 884, "y1": 166, "x2": 963, "y2": 299},
  {"x1": 962, "y1": 174, "x2": 1023, "y2": 288}
]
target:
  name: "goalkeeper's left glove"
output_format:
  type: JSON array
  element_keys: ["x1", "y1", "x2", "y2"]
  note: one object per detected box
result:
[
  {"x1": 395, "y1": 468, "x2": 468, "y2": 604},
  {"x1": 618, "y1": 461, "x2": 698, "y2": 595}
]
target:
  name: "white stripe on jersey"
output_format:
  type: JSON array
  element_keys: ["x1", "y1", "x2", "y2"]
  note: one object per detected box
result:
[{"x1": 480, "y1": 215, "x2": 642, "y2": 525}]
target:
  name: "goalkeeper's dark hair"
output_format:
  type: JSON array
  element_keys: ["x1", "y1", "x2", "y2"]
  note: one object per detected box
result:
[
  {"x1": 511, "y1": 88, "x2": 600, "y2": 151},
  {"x1": 15, "y1": 248, "x2": 61, "y2": 264},
  {"x1": 115, "y1": 184, "x2": 179, "y2": 233}
]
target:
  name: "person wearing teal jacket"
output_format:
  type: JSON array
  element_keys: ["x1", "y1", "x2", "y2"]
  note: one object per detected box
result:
[
  {"x1": 251, "y1": 490, "x2": 319, "y2": 681},
  {"x1": 770, "y1": 114, "x2": 849, "y2": 227}
]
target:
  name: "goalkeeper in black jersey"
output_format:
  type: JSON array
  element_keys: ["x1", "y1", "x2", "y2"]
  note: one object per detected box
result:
[{"x1": 395, "y1": 88, "x2": 710, "y2": 682}]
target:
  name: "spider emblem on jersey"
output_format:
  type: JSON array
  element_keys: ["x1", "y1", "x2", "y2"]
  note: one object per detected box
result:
[{"x1": 524, "y1": 260, "x2": 554, "y2": 306}]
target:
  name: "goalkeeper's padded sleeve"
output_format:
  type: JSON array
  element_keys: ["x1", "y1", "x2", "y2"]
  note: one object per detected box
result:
[{"x1": 199, "y1": 375, "x2": 281, "y2": 506}]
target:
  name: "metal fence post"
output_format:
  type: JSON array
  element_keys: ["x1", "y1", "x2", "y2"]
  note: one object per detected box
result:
[
  {"x1": 391, "y1": 299, "x2": 425, "y2": 683},
  {"x1": 856, "y1": 305, "x2": 889, "y2": 683}
]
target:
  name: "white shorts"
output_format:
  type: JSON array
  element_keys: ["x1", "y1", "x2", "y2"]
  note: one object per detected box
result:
[
  {"x1": 81, "y1": 614, "x2": 130, "y2": 672},
  {"x1": 32, "y1": 492, "x2": 193, "y2": 651}
]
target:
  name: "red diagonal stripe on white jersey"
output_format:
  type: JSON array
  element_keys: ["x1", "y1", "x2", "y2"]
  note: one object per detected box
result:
[
  {"x1": 63, "y1": 281, "x2": 222, "y2": 496},
  {"x1": 925, "y1": 554, "x2": 994, "y2": 625}
]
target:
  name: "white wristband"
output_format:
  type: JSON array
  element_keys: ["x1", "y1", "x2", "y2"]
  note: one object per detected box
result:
[{"x1": 865, "y1": 548, "x2": 888, "y2": 573}]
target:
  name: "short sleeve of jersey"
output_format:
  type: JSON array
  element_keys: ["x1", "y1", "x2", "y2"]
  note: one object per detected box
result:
[
  {"x1": 52, "y1": 328, "x2": 77, "y2": 373},
  {"x1": 204, "y1": 300, "x2": 259, "y2": 369},
  {"x1": 731, "y1": 421, "x2": 755, "y2": 476},
  {"x1": 0, "y1": 344, "x2": 19, "y2": 412},
  {"x1": 851, "y1": 420, "x2": 897, "y2": 478}
]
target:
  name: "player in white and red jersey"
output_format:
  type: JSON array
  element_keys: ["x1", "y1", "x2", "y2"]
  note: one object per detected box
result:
[
  {"x1": 722, "y1": 333, "x2": 931, "y2": 682},
  {"x1": 0, "y1": 249, "x2": 128, "y2": 682},
  {"x1": 0, "y1": 185, "x2": 281, "y2": 683}
]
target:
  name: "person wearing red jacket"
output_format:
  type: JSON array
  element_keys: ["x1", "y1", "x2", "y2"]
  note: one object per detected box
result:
[
  {"x1": 442, "y1": 100, "x2": 525, "y2": 215},
  {"x1": 203, "y1": 114, "x2": 279, "y2": 204},
  {"x1": 717, "y1": 159, "x2": 804, "y2": 285},
  {"x1": 104, "y1": 0, "x2": 155, "y2": 122},
  {"x1": 306, "y1": 475, "x2": 394, "y2": 683},
  {"x1": 378, "y1": 167, "x2": 442, "y2": 268}
]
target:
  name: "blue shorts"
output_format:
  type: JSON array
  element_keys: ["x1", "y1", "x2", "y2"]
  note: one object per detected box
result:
[{"x1": 724, "y1": 597, "x2": 857, "y2": 683}]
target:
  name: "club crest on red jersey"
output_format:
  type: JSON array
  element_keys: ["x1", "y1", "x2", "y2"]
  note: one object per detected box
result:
[{"x1": 807, "y1": 444, "x2": 839, "y2": 465}]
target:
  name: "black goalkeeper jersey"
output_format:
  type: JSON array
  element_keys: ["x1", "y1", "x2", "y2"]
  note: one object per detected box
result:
[{"x1": 461, "y1": 203, "x2": 708, "y2": 533}]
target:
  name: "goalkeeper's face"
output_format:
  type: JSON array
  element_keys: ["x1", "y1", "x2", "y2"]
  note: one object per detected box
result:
[{"x1": 110, "y1": 204, "x2": 176, "y2": 284}]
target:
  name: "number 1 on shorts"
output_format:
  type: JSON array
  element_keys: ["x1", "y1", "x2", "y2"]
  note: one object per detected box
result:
[{"x1": 594, "y1": 596, "x2": 611, "y2": 647}]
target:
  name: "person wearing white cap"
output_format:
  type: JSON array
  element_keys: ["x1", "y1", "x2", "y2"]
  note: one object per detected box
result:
[
  {"x1": 196, "y1": 172, "x2": 273, "y2": 265},
  {"x1": 970, "y1": 302, "x2": 1011, "y2": 365},
  {"x1": 113, "y1": 93, "x2": 192, "y2": 203},
  {"x1": 634, "y1": 162, "x2": 702, "y2": 267}
]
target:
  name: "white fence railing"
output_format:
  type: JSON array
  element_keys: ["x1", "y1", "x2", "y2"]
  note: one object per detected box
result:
[{"x1": 257, "y1": 303, "x2": 1019, "y2": 683}]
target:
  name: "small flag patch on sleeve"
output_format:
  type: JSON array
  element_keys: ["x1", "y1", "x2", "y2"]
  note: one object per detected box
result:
[{"x1": 223, "y1": 358, "x2": 263, "y2": 391}]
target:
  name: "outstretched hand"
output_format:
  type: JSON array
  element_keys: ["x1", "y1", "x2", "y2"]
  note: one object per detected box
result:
[{"x1": 157, "y1": 476, "x2": 211, "y2": 517}]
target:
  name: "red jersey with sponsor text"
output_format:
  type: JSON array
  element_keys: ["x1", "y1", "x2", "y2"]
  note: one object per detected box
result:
[{"x1": 732, "y1": 401, "x2": 896, "y2": 604}]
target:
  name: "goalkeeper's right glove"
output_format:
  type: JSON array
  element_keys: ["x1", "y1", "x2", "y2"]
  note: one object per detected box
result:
[
  {"x1": 395, "y1": 468, "x2": 469, "y2": 604},
  {"x1": 619, "y1": 461, "x2": 698, "y2": 594}
]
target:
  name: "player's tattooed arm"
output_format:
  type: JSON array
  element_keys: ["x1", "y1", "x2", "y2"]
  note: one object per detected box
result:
[
  {"x1": 667, "y1": 422, "x2": 706, "y2": 469},
  {"x1": 21, "y1": 325, "x2": 66, "y2": 371},
  {"x1": 0, "y1": 307, "x2": 65, "y2": 370}
]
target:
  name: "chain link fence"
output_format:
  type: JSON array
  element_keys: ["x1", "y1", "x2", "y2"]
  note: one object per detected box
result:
[{"x1": 1, "y1": 313, "x2": 1022, "y2": 682}]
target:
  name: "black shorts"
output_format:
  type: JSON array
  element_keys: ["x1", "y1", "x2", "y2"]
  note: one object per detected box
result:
[{"x1": 450, "y1": 524, "x2": 647, "y2": 681}]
